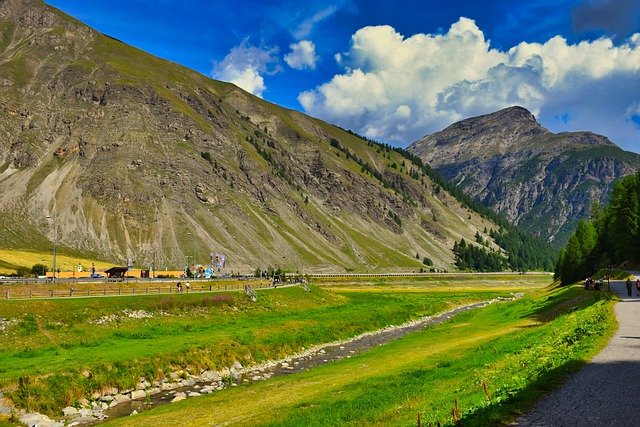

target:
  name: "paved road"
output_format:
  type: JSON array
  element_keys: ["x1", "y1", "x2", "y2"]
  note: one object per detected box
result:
[{"x1": 517, "y1": 274, "x2": 640, "y2": 426}]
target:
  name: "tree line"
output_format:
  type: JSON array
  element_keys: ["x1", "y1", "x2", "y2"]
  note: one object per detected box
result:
[
  {"x1": 555, "y1": 172, "x2": 640, "y2": 285},
  {"x1": 334, "y1": 125, "x2": 558, "y2": 272}
]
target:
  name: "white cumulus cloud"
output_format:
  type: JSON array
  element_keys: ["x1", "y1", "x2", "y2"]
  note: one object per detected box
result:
[
  {"x1": 212, "y1": 42, "x2": 280, "y2": 97},
  {"x1": 284, "y1": 40, "x2": 318, "y2": 70},
  {"x1": 299, "y1": 18, "x2": 640, "y2": 150}
]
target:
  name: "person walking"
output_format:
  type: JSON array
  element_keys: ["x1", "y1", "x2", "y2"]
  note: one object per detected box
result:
[
  {"x1": 626, "y1": 278, "x2": 632, "y2": 297},
  {"x1": 636, "y1": 279, "x2": 640, "y2": 297}
]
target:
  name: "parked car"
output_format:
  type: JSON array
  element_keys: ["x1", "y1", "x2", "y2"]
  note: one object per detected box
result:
[{"x1": 90, "y1": 273, "x2": 104, "y2": 278}]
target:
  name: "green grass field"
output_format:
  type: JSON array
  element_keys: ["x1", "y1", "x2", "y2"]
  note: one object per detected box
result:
[
  {"x1": 0, "y1": 277, "x2": 523, "y2": 415},
  {"x1": 104, "y1": 283, "x2": 615, "y2": 426},
  {"x1": 0, "y1": 274, "x2": 614, "y2": 426}
]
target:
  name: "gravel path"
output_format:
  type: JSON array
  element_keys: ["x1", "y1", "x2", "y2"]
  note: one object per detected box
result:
[{"x1": 516, "y1": 274, "x2": 640, "y2": 426}]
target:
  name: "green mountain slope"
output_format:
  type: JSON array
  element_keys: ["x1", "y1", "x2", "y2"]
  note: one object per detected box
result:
[{"x1": 0, "y1": 0, "x2": 550, "y2": 272}]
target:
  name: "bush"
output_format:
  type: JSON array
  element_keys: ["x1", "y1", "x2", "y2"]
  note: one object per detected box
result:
[
  {"x1": 16, "y1": 266, "x2": 31, "y2": 277},
  {"x1": 31, "y1": 263, "x2": 48, "y2": 276}
]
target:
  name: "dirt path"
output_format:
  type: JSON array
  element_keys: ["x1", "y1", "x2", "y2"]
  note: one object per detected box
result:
[{"x1": 516, "y1": 274, "x2": 640, "y2": 426}]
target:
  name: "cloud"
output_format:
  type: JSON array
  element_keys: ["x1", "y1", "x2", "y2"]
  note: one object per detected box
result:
[
  {"x1": 212, "y1": 42, "x2": 280, "y2": 97},
  {"x1": 284, "y1": 40, "x2": 318, "y2": 70},
  {"x1": 299, "y1": 18, "x2": 640, "y2": 149},
  {"x1": 294, "y1": 6, "x2": 338, "y2": 39},
  {"x1": 572, "y1": 0, "x2": 640, "y2": 38}
]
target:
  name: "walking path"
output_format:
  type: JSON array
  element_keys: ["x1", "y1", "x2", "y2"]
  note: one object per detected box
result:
[{"x1": 517, "y1": 273, "x2": 640, "y2": 426}]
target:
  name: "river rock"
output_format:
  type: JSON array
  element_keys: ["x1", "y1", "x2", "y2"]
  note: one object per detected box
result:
[
  {"x1": 181, "y1": 378, "x2": 196, "y2": 387},
  {"x1": 187, "y1": 392, "x2": 201, "y2": 397},
  {"x1": 114, "y1": 394, "x2": 131, "y2": 403},
  {"x1": 99, "y1": 395, "x2": 114, "y2": 402},
  {"x1": 161, "y1": 382, "x2": 180, "y2": 391},
  {"x1": 233, "y1": 361, "x2": 243, "y2": 370},
  {"x1": 78, "y1": 408, "x2": 92, "y2": 417},
  {"x1": 130, "y1": 410, "x2": 138, "y2": 416},
  {"x1": 20, "y1": 412, "x2": 64, "y2": 427},
  {"x1": 62, "y1": 406, "x2": 78, "y2": 416},
  {"x1": 200, "y1": 385, "x2": 215, "y2": 394},
  {"x1": 104, "y1": 387, "x2": 119, "y2": 395},
  {"x1": 171, "y1": 392, "x2": 186, "y2": 403},
  {"x1": 147, "y1": 387, "x2": 161, "y2": 395},
  {"x1": 78, "y1": 398, "x2": 90, "y2": 408},
  {"x1": 130, "y1": 390, "x2": 146, "y2": 400},
  {"x1": 201, "y1": 370, "x2": 222, "y2": 382},
  {"x1": 135, "y1": 382, "x2": 146, "y2": 390}
]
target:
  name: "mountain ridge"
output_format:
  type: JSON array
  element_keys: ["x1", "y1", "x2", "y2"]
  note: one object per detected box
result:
[
  {"x1": 0, "y1": 0, "x2": 556, "y2": 272},
  {"x1": 409, "y1": 106, "x2": 640, "y2": 244}
]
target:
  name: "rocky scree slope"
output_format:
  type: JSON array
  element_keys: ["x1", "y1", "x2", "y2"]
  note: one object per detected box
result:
[
  {"x1": 0, "y1": 0, "x2": 506, "y2": 272},
  {"x1": 409, "y1": 106, "x2": 640, "y2": 245}
]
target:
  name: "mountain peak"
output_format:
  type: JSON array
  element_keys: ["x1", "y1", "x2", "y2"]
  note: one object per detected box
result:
[{"x1": 443, "y1": 105, "x2": 542, "y2": 135}]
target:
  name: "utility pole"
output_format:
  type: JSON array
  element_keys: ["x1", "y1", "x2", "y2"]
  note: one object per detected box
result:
[{"x1": 46, "y1": 214, "x2": 57, "y2": 284}]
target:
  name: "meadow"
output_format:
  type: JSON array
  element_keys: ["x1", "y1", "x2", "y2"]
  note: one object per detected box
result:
[
  {"x1": 0, "y1": 273, "x2": 614, "y2": 426},
  {"x1": 105, "y1": 281, "x2": 615, "y2": 426},
  {"x1": 0, "y1": 275, "x2": 535, "y2": 415}
]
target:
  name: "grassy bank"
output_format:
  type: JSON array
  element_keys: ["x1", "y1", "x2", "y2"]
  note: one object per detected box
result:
[
  {"x1": 0, "y1": 249, "x2": 115, "y2": 275},
  {"x1": 0, "y1": 283, "x2": 513, "y2": 415},
  {"x1": 103, "y1": 284, "x2": 615, "y2": 426}
]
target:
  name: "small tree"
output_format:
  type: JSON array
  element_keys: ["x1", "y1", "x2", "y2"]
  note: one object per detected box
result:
[
  {"x1": 31, "y1": 263, "x2": 48, "y2": 276},
  {"x1": 16, "y1": 266, "x2": 31, "y2": 277}
]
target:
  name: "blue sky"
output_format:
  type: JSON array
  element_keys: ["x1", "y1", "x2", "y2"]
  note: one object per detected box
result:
[{"x1": 46, "y1": 0, "x2": 640, "y2": 151}]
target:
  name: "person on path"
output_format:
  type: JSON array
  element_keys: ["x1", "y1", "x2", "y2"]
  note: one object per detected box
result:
[
  {"x1": 626, "y1": 278, "x2": 632, "y2": 297},
  {"x1": 636, "y1": 279, "x2": 640, "y2": 297}
]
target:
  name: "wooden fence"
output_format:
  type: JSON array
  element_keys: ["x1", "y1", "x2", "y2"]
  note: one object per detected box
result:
[{"x1": 2, "y1": 282, "x2": 276, "y2": 300}]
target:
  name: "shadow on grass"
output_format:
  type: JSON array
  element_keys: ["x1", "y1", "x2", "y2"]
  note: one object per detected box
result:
[
  {"x1": 462, "y1": 359, "x2": 640, "y2": 426},
  {"x1": 458, "y1": 359, "x2": 586, "y2": 426}
]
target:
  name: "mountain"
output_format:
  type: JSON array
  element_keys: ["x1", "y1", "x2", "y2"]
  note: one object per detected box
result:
[
  {"x1": 408, "y1": 106, "x2": 640, "y2": 245},
  {"x1": 0, "y1": 0, "x2": 542, "y2": 273}
]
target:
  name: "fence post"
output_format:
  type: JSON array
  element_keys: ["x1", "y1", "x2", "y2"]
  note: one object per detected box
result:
[
  {"x1": 5, "y1": 291, "x2": 8, "y2": 300},
  {"x1": 29, "y1": 290, "x2": 32, "y2": 298},
  {"x1": 50, "y1": 290, "x2": 54, "y2": 297}
]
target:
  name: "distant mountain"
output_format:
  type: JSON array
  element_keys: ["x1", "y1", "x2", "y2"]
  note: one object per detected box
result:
[
  {"x1": 409, "y1": 106, "x2": 640, "y2": 245},
  {"x1": 0, "y1": 0, "x2": 541, "y2": 272}
]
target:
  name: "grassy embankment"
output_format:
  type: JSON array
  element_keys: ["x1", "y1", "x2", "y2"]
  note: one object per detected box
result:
[
  {"x1": 103, "y1": 279, "x2": 615, "y2": 426},
  {"x1": 0, "y1": 276, "x2": 533, "y2": 417},
  {"x1": 0, "y1": 249, "x2": 115, "y2": 275}
]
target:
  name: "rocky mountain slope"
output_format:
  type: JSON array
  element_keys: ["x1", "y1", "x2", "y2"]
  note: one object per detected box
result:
[
  {"x1": 0, "y1": 0, "x2": 520, "y2": 273},
  {"x1": 409, "y1": 106, "x2": 640, "y2": 245}
]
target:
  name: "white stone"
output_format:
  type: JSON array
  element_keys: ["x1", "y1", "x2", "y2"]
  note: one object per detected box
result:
[
  {"x1": 181, "y1": 378, "x2": 196, "y2": 387},
  {"x1": 113, "y1": 394, "x2": 131, "y2": 403},
  {"x1": 130, "y1": 410, "x2": 138, "y2": 416},
  {"x1": 130, "y1": 390, "x2": 146, "y2": 400},
  {"x1": 99, "y1": 395, "x2": 114, "y2": 402},
  {"x1": 78, "y1": 408, "x2": 92, "y2": 417},
  {"x1": 187, "y1": 392, "x2": 201, "y2": 397},
  {"x1": 232, "y1": 361, "x2": 243, "y2": 370},
  {"x1": 200, "y1": 385, "x2": 215, "y2": 394},
  {"x1": 62, "y1": 406, "x2": 78, "y2": 416},
  {"x1": 147, "y1": 387, "x2": 161, "y2": 395},
  {"x1": 171, "y1": 392, "x2": 186, "y2": 403}
]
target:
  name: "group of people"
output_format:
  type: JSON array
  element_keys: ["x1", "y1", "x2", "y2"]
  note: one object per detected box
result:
[
  {"x1": 584, "y1": 277, "x2": 604, "y2": 290},
  {"x1": 176, "y1": 281, "x2": 190, "y2": 292},
  {"x1": 624, "y1": 278, "x2": 640, "y2": 297}
]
